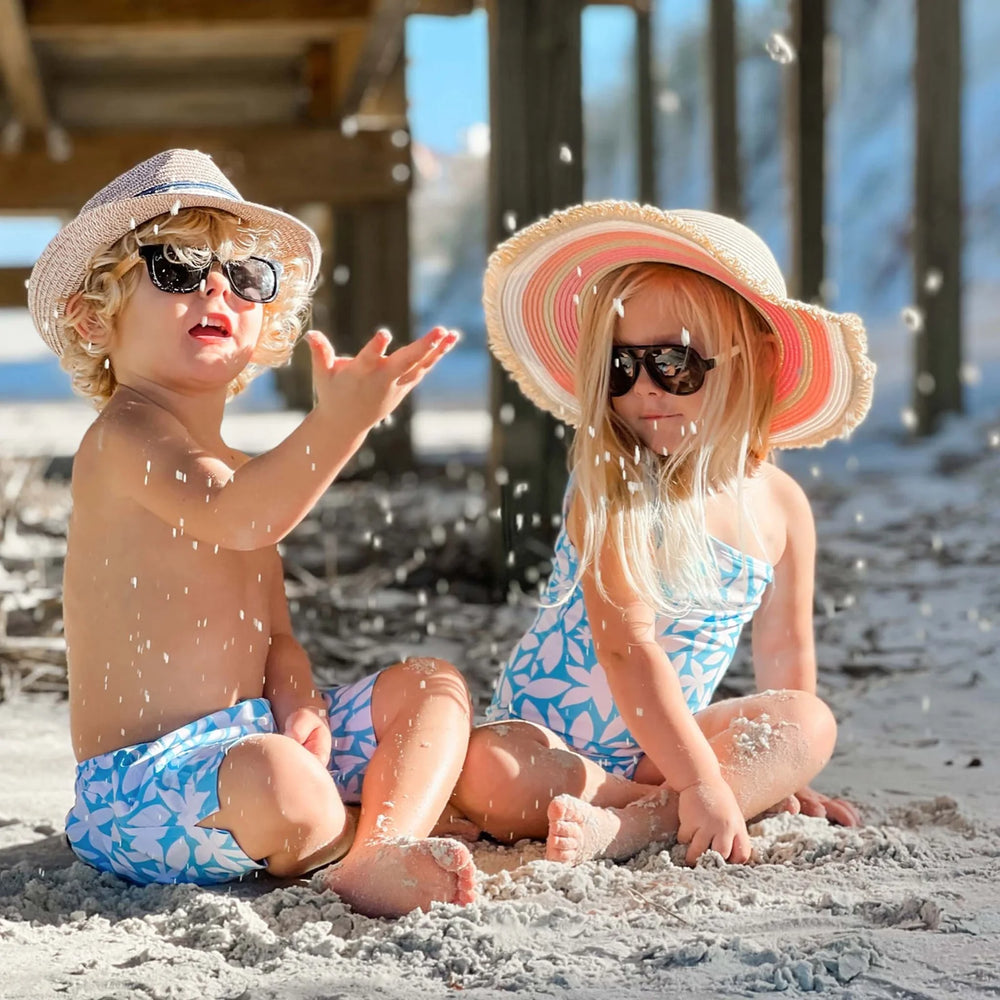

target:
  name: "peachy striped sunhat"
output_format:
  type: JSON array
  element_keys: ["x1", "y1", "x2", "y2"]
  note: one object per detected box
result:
[{"x1": 484, "y1": 201, "x2": 874, "y2": 449}]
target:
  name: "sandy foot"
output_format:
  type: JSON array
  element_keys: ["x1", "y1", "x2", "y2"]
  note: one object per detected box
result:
[
  {"x1": 323, "y1": 836, "x2": 477, "y2": 918},
  {"x1": 546, "y1": 791, "x2": 675, "y2": 865}
]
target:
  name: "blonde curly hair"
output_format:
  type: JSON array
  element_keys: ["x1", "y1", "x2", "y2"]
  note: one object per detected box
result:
[{"x1": 57, "y1": 207, "x2": 314, "y2": 408}]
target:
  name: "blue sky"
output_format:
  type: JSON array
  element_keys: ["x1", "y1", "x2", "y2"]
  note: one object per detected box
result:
[{"x1": 406, "y1": 3, "x2": 708, "y2": 154}]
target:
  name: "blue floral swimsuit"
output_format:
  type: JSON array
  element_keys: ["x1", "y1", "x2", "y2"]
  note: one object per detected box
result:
[
  {"x1": 65, "y1": 673, "x2": 379, "y2": 886},
  {"x1": 487, "y1": 491, "x2": 774, "y2": 777}
]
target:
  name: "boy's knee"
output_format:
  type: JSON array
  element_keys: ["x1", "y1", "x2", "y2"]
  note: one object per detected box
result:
[
  {"x1": 219, "y1": 734, "x2": 345, "y2": 849},
  {"x1": 377, "y1": 657, "x2": 472, "y2": 718}
]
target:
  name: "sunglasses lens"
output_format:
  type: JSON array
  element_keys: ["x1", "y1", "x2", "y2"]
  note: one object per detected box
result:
[
  {"x1": 609, "y1": 351, "x2": 638, "y2": 397},
  {"x1": 649, "y1": 349, "x2": 704, "y2": 395},
  {"x1": 148, "y1": 250, "x2": 202, "y2": 293},
  {"x1": 227, "y1": 258, "x2": 278, "y2": 303}
]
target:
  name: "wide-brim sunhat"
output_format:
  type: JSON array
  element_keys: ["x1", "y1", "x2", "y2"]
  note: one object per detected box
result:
[
  {"x1": 484, "y1": 201, "x2": 875, "y2": 449},
  {"x1": 28, "y1": 148, "x2": 322, "y2": 355}
]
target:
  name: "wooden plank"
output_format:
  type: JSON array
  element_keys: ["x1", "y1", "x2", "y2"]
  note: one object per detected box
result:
[
  {"x1": 787, "y1": 0, "x2": 825, "y2": 304},
  {"x1": 0, "y1": 0, "x2": 49, "y2": 130},
  {"x1": 413, "y1": 0, "x2": 473, "y2": 13},
  {"x1": 486, "y1": 0, "x2": 582, "y2": 590},
  {"x1": 51, "y1": 82, "x2": 303, "y2": 128},
  {"x1": 0, "y1": 127, "x2": 411, "y2": 211},
  {"x1": 339, "y1": 0, "x2": 407, "y2": 119},
  {"x1": 913, "y1": 0, "x2": 963, "y2": 433},
  {"x1": 636, "y1": 0, "x2": 656, "y2": 203},
  {"x1": 708, "y1": 0, "x2": 741, "y2": 218},
  {"x1": 0, "y1": 268, "x2": 32, "y2": 309},
  {"x1": 25, "y1": 0, "x2": 373, "y2": 38}
]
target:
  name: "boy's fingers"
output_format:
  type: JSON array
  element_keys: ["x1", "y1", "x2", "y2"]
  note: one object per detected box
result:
[
  {"x1": 396, "y1": 328, "x2": 459, "y2": 384},
  {"x1": 304, "y1": 330, "x2": 336, "y2": 370},
  {"x1": 356, "y1": 327, "x2": 393, "y2": 364},
  {"x1": 383, "y1": 326, "x2": 449, "y2": 373}
]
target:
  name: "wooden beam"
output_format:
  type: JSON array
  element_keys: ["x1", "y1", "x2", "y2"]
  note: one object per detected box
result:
[
  {"x1": 0, "y1": 0, "x2": 50, "y2": 131},
  {"x1": 0, "y1": 267, "x2": 31, "y2": 309},
  {"x1": 913, "y1": 0, "x2": 963, "y2": 433},
  {"x1": 0, "y1": 127, "x2": 410, "y2": 211},
  {"x1": 339, "y1": 0, "x2": 407, "y2": 120},
  {"x1": 787, "y1": 0, "x2": 825, "y2": 304},
  {"x1": 51, "y1": 81, "x2": 303, "y2": 128},
  {"x1": 25, "y1": 0, "x2": 373, "y2": 39},
  {"x1": 708, "y1": 0, "x2": 741, "y2": 218},
  {"x1": 413, "y1": 0, "x2": 473, "y2": 13}
]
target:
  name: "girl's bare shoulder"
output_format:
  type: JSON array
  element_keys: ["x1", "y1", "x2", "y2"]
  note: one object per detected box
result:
[{"x1": 751, "y1": 462, "x2": 811, "y2": 511}]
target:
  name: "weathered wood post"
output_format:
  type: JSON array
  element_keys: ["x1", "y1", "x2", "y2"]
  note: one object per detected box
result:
[
  {"x1": 330, "y1": 194, "x2": 415, "y2": 472},
  {"x1": 787, "y1": 0, "x2": 826, "y2": 305},
  {"x1": 708, "y1": 0, "x2": 741, "y2": 219},
  {"x1": 913, "y1": 0, "x2": 963, "y2": 434},
  {"x1": 636, "y1": 0, "x2": 657, "y2": 205},
  {"x1": 486, "y1": 0, "x2": 584, "y2": 592}
]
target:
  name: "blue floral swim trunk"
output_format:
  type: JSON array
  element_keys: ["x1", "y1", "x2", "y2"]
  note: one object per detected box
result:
[{"x1": 65, "y1": 673, "x2": 379, "y2": 886}]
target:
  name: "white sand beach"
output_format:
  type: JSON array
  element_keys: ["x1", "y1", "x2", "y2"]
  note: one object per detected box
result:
[{"x1": 1, "y1": 408, "x2": 998, "y2": 999}]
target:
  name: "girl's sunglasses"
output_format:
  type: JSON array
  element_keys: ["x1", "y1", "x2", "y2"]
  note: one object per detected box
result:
[
  {"x1": 135, "y1": 245, "x2": 283, "y2": 303},
  {"x1": 609, "y1": 343, "x2": 719, "y2": 397}
]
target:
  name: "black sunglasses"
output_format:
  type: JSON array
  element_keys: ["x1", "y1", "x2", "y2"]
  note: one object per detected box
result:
[
  {"x1": 136, "y1": 245, "x2": 283, "y2": 304},
  {"x1": 609, "y1": 343, "x2": 719, "y2": 397}
]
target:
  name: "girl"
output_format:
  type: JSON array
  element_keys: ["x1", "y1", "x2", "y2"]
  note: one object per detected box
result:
[{"x1": 453, "y1": 203, "x2": 875, "y2": 866}]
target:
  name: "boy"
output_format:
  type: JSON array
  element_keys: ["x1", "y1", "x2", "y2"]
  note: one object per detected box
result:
[{"x1": 28, "y1": 148, "x2": 476, "y2": 918}]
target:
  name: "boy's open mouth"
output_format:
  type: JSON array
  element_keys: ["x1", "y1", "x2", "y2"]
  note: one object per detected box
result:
[{"x1": 189, "y1": 318, "x2": 231, "y2": 338}]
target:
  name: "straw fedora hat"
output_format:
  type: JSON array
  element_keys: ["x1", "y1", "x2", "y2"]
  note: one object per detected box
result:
[
  {"x1": 484, "y1": 201, "x2": 875, "y2": 449},
  {"x1": 28, "y1": 148, "x2": 321, "y2": 356}
]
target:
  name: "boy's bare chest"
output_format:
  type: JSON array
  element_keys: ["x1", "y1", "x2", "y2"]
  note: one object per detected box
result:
[{"x1": 65, "y1": 500, "x2": 275, "y2": 646}]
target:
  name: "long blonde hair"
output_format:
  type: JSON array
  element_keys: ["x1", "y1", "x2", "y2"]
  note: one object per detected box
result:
[
  {"x1": 58, "y1": 207, "x2": 314, "y2": 408},
  {"x1": 569, "y1": 262, "x2": 778, "y2": 614}
]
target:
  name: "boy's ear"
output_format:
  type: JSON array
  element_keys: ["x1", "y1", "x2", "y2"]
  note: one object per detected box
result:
[{"x1": 65, "y1": 292, "x2": 112, "y2": 350}]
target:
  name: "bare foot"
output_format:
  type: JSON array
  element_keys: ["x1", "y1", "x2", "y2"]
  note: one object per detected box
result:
[
  {"x1": 322, "y1": 836, "x2": 477, "y2": 918},
  {"x1": 430, "y1": 805, "x2": 482, "y2": 842},
  {"x1": 545, "y1": 791, "x2": 676, "y2": 865}
]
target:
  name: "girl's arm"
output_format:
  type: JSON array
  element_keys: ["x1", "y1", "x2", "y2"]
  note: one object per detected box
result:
[
  {"x1": 750, "y1": 468, "x2": 817, "y2": 693},
  {"x1": 750, "y1": 470, "x2": 859, "y2": 825},
  {"x1": 569, "y1": 499, "x2": 751, "y2": 863}
]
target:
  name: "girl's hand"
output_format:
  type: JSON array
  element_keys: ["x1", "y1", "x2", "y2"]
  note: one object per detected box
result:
[
  {"x1": 676, "y1": 777, "x2": 752, "y2": 865},
  {"x1": 766, "y1": 786, "x2": 861, "y2": 827},
  {"x1": 283, "y1": 706, "x2": 333, "y2": 769},
  {"x1": 304, "y1": 326, "x2": 458, "y2": 430}
]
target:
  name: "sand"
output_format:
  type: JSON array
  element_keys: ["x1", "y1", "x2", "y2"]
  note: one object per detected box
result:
[{"x1": 1, "y1": 411, "x2": 999, "y2": 998}]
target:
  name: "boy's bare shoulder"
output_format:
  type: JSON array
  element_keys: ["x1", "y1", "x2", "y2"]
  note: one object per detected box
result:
[{"x1": 74, "y1": 391, "x2": 191, "y2": 493}]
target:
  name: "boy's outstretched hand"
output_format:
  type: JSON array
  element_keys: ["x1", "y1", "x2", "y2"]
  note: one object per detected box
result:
[{"x1": 304, "y1": 326, "x2": 459, "y2": 430}]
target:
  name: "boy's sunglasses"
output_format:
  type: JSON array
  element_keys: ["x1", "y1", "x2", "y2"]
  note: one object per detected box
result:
[
  {"x1": 609, "y1": 343, "x2": 720, "y2": 397},
  {"x1": 135, "y1": 245, "x2": 283, "y2": 303}
]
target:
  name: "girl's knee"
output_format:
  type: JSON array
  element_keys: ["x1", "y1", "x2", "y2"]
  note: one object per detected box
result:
[{"x1": 778, "y1": 690, "x2": 837, "y2": 762}]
